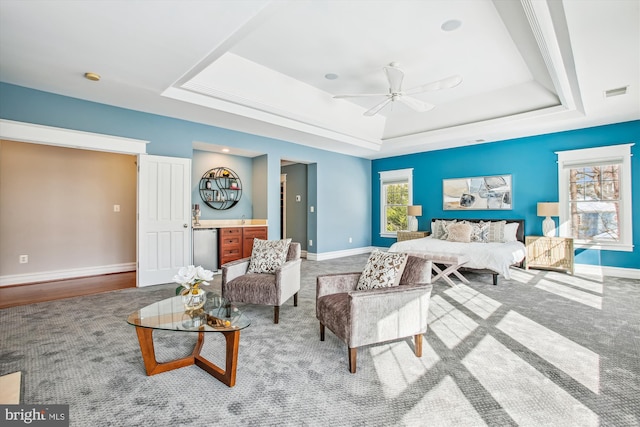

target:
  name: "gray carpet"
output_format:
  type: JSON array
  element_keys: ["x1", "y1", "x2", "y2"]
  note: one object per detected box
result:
[{"x1": 1, "y1": 255, "x2": 639, "y2": 426}]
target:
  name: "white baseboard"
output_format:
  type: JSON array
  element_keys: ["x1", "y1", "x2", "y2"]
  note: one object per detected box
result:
[
  {"x1": 0, "y1": 262, "x2": 136, "y2": 286},
  {"x1": 306, "y1": 246, "x2": 373, "y2": 261},
  {"x1": 574, "y1": 263, "x2": 640, "y2": 280}
]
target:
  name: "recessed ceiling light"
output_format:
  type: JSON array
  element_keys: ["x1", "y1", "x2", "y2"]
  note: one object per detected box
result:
[
  {"x1": 604, "y1": 86, "x2": 628, "y2": 98},
  {"x1": 441, "y1": 19, "x2": 462, "y2": 32},
  {"x1": 84, "y1": 72, "x2": 100, "y2": 81},
  {"x1": 325, "y1": 73, "x2": 339, "y2": 80},
  {"x1": 222, "y1": 148, "x2": 230, "y2": 153}
]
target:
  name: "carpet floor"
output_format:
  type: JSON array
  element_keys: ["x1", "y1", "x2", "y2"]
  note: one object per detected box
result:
[{"x1": 1, "y1": 255, "x2": 638, "y2": 426}]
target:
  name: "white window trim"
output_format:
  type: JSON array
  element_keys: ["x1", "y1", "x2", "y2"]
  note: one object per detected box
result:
[
  {"x1": 556, "y1": 143, "x2": 634, "y2": 252},
  {"x1": 379, "y1": 168, "x2": 413, "y2": 238}
]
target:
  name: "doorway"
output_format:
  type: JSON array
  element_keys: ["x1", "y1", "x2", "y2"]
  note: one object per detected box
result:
[{"x1": 280, "y1": 160, "x2": 308, "y2": 253}]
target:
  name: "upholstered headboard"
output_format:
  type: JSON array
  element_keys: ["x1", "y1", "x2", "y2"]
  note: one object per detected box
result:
[{"x1": 430, "y1": 218, "x2": 525, "y2": 244}]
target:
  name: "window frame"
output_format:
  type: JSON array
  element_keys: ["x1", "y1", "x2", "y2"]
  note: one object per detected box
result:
[
  {"x1": 556, "y1": 144, "x2": 634, "y2": 252},
  {"x1": 379, "y1": 168, "x2": 413, "y2": 238}
]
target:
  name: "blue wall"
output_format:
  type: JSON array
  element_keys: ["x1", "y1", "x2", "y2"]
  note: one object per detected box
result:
[
  {"x1": 192, "y1": 150, "x2": 254, "y2": 220},
  {"x1": 372, "y1": 121, "x2": 640, "y2": 270},
  {"x1": 0, "y1": 83, "x2": 371, "y2": 254}
]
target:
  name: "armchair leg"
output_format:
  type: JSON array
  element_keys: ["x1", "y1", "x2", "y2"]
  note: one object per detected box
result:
[
  {"x1": 414, "y1": 334, "x2": 423, "y2": 357},
  {"x1": 273, "y1": 306, "x2": 279, "y2": 324},
  {"x1": 293, "y1": 292, "x2": 298, "y2": 307},
  {"x1": 320, "y1": 323, "x2": 325, "y2": 341},
  {"x1": 348, "y1": 347, "x2": 357, "y2": 373}
]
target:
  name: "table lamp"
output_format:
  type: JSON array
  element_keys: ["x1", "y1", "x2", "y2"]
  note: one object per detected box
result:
[
  {"x1": 407, "y1": 205, "x2": 422, "y2": 232},
  {"x1": 537, "y1": 202, "x2": 559, "y2": 237}
]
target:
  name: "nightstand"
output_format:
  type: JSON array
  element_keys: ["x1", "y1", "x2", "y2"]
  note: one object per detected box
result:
[
  {"x1": 397, "y1": 231, "x2": 430, "y2": 242},
  {"x1": 525, "y1": 236, "x2": 574, "y2": 274}
]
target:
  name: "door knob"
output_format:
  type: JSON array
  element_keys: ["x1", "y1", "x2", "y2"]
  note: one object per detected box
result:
[{"x1": 183, "y1": 224, "x2": 188, "y2": 228}]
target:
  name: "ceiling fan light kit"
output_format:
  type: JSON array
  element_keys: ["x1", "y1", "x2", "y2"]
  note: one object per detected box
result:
[{"x1": 333, "y1": 62, "x2": 462, "y2": 117}]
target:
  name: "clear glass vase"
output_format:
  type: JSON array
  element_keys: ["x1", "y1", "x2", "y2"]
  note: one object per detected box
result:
[{"x1": 181, "y1": 288, "x2": 206, "y2": 311}]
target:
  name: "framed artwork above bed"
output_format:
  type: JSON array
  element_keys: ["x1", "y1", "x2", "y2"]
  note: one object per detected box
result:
[{"x1": 443, "y1": 174, "x2": 512, "y2": 210}]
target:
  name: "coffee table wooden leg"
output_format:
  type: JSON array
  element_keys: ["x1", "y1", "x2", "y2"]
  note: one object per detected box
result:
[
  {"x1": 194, "y1": 330, "x2": 240, "y2": 387},
  {"x1": 135, "y1": 327, "x2": 195, "y2": 376}
]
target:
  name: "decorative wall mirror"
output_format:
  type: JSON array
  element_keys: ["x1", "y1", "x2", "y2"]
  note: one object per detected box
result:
[{"x1": 199, "y1": 167, "x2": 242, "y2": 210}]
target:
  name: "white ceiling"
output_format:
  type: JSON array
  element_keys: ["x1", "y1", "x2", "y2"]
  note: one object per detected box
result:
[{"x1": 0, "y1": 0, "x2": 638, "y2": 159}]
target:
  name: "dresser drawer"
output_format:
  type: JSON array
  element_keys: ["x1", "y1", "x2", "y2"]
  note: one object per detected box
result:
[
  {"x1": 220, "y1": 227, "x2": 242, "y2": 237},
  {"x1": 242, "y1": 226, "x2": 267, "y2": 238}
]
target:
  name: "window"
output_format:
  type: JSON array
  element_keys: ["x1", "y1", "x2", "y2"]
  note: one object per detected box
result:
[
  {"x1": 557, "y1": 144, "x2": 634, "y2": 251},
  {"x1": 379, "y1": 169, "x2": 413, "y2": 237}
]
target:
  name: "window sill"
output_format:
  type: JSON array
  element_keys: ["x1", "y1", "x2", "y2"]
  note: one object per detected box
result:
[{"x1": 573, "y1": 242, "x2": 634, "y2": 252}]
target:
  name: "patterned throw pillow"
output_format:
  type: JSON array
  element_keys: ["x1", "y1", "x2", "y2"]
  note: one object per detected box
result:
[
  {"x1": 432, "y1": 220, "x2": 444, "y2": 239},
  {"x1": 356, "y1": 250, "x2": 409, "y2": 290},
  {"x1": 447, "y1": 222, "x2": 473, "y2": 243},
  {"x1": 487, "y1": 221, "x2": 507, "y2": 242},
  {"x1": 465, "y1": 220, "x2": 490, "y2": 243},
  {"x1": 440, "y1": 220, "x2": 458, "y2": 240},
  {"x1": 247, "y1": 238, "x2": 292, "y2": 274}
]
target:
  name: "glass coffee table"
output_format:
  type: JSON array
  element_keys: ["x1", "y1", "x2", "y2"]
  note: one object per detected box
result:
[{"x1": 127, "y1": 293, "x2": 250, "y2": 387}]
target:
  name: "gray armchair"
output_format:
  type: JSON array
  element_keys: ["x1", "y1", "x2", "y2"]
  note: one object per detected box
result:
[
  {"x1": 316, "y1": 255, "x2": 433, "y2": 373},
  {"x1": 222, "y1": 242, "x2": 301, "y2": 324}
]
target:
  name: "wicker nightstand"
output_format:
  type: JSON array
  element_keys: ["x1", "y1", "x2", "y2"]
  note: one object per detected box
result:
[
  {"x1": 396, "y1": 231, "x2": 430, "y2": 242},
  {"x1": 525, "y1": 236, "x2": 574, "y2": 274}
]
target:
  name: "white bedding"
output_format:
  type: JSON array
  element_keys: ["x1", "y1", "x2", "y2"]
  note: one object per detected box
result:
[{"x1": 388, "y1": 236, "x2": 526, "y2": 279}]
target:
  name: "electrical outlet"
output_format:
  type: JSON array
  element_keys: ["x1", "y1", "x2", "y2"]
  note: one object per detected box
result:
[
  {"x1": 349, "y1": 237, "x2": 352, "y2": 243},
  {"x1": 309, "y1": 239, "x2": 313, "y2": 247},
  {"x1": 113, "y1": 204, "x2": 120, "y2": 212},
  {"x1": 19, "y1": 255, "x2": 28, "y2": 264},
  {"x1": 310, "y1": 206, "x2": 315, "y2": 213}
]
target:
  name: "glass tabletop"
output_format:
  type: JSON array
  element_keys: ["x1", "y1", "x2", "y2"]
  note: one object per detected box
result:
[{"x1": 127, "y1": 293, "x2": 250, "y2": 332}]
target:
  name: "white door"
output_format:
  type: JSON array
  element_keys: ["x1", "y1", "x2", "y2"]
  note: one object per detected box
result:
[{"x1": 137, "y1": 154, "x2": 191, "y2": 287}]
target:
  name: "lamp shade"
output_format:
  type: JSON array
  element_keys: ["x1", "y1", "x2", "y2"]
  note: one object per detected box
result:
[
  {"x1": 537, "y1": 202, "x2": 559, "y2": 217},
  {"x1": 407, "y1": 205, "x2": 422, "y2": 216}
]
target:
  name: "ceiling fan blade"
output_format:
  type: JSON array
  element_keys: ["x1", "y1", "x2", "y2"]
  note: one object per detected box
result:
[
  {"x1": 333, "y1": 93, "x2": 388, "y2": 99},
  {"x1": 405, "y1": 74, "x2": 463, "y2": 95},
  {"x1": 398, "y1": 96, "x2": 435, "y2": 112},
  {"x1": 384, "y1": 64, "x2": 404, "y2": 93},
  {"x1": 364, "y1": 97, "x2": 392, "y2": 116}
]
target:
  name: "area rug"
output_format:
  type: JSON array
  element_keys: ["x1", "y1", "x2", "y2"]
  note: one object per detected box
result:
[{"x1": 1, "y1": 255, "x2": 638, "y2": 426}]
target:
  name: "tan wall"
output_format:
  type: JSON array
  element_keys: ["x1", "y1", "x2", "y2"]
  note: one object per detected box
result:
[{"x1": 0, "y1": 140, "x2": 137, "y2": 279}]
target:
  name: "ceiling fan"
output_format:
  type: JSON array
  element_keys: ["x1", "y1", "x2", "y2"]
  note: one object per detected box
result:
[{"x1": 333, "y1": 62, "x2": 462, "y2": 116}]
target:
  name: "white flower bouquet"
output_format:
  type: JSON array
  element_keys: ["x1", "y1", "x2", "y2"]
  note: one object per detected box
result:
[{"x1": 173, "y1": 265, "x2": 214, "y2": 292}]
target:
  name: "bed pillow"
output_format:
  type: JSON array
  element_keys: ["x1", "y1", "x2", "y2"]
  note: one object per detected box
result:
[
  {"x1": 432, "y1": 220, "x2": 444, "y2": 239},
  {"x1": 247, "y1": 238, "x2": 291, "y2": 273},
  {"x1": 465, "y1": 220, "x2": 490, "y2": 243},
  {"x1": 356, "y1": 250, "x2": 408, "y2": 290},
  {"x1": 447, "y1": 222, "x2": 473, "y2": 243},
  {"x1": 504, "y1": 222, "x2": 520, "y2": 242},
  {"x1": 487, "y1": 221, "x2": 507, "y2": 243},
  {"x1": 440, "y1": 220, "x2": 458, "y2": 240}
]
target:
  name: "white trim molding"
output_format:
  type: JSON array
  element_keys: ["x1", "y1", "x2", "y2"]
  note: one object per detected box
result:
[
  {"x1": 0, "y1": 263, "x2": 136, "y2": 287},
  {"x1": 306, "y1": 246, "x2": 373, "y2": 261},
  {"x1": 0, "y1": 119, "x2": 148, "y2": 154},
  {"x1": 556, "y1": 143, "x2": 634, "y2": 252},
  {"x1": 379, "y1": 168, "x2": 414, "y2": 238}
]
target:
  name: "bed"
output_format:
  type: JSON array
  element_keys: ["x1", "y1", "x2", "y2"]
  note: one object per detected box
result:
[{"x1": 388, "y1": 218, "x2": 526, "y2": 285}]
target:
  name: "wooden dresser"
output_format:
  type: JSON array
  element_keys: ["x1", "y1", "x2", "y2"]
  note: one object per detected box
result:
[
  {"x1": 219, "y1": 226, "x2": 268, "y2": 266},
  {"x1": 525, "y1": 236, "x2": 574, "y2": 274}
]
